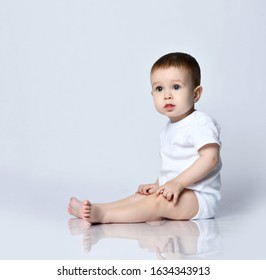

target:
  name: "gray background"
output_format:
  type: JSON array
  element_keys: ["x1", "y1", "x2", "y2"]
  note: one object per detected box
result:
[{"x1": 1, "y1": 0, "x2": 266, "y2": 259}]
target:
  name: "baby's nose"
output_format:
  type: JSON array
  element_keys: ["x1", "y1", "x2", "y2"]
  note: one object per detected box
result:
[{"x1": 164, "y1": 92, "x2": 173, "y2": 99}]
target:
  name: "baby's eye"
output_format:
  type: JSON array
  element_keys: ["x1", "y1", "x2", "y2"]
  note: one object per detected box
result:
[
  {"x1": 173, "y1": 84, "x2": 180, "y2": 90},
  {"x1": 155, "y1": 86, "x2": 163, "y2": 92}
]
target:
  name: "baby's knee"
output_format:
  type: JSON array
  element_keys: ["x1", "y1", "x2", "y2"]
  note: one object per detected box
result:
[
  {"x1": 149, "y1": 193, "x2": 170, "y2": 211},
  {"x1": 145, "y1": 193, "x2": 161, "y2": 208}
]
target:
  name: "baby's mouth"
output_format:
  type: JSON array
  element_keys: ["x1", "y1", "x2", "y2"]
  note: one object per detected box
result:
[{"x1": 164, "y1": 104, "x2": 175, "y2": 111}]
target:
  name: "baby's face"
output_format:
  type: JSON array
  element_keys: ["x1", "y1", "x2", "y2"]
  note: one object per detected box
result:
[{"x1": 150, "y1": 67, "x2": 199, "y2": 123}]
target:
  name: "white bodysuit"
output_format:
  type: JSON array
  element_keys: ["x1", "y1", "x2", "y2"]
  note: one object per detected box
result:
[{"x1": 159, "y1": 111, "x2": 222, "y2": 219}]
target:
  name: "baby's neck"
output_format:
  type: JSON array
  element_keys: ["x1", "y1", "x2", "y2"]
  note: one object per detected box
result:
[{"x1": 169, "y1": 107, "x2": 195, "y2": 123}]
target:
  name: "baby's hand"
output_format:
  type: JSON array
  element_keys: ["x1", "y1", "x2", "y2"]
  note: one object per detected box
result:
[
  {"x1": 137, "y1": 184, "x2": 159, "y2": 195},
  {"x1": 156, "y1": 180, "x2": 184, "y2": 204}
]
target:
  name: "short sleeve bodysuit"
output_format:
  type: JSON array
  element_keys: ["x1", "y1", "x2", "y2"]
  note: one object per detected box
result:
[{"x1": 159, "y1": 111, "x2": 222, "y2": 217}]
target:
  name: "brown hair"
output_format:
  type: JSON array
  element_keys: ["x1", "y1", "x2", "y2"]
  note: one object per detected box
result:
[{"x1": 151, "y1": 52, "x2": 201, "y2": 88}]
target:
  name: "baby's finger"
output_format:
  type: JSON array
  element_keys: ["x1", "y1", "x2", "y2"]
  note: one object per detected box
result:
[
  {"x1": 148, "y1": 186, "x2": 156, "y2": 194},
  {"x1": 138, "y1": 185, "x2": 144, "y2": 194},
  {"x1": 173, "y1": 192, "x2": 178, "y2": 204},
  {"x1": 156, "y1": 186, "x2": 164, "y2": 196},
  {"x1": 166, "y1": 192, "x2": 173, "y2": 201}
]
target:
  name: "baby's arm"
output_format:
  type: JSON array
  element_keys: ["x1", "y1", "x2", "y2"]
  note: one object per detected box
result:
[
  {"x1": 156, "y1": 143, "x2": 220, "y2": 204},
  {"x1": 138, "y1": 179, "x2": 159, "y2": 195}
]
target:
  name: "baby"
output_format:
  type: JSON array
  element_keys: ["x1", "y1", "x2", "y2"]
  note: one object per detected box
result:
[{"x1": 68, "y1": 52, "x2": 222, "y2": 223}]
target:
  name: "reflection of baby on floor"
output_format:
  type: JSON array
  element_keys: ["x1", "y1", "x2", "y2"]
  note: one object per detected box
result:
[{"x1": 68, "y1": 218, "x2": 221, "y2": 259}]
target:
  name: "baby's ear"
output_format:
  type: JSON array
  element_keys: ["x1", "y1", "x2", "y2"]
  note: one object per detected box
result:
[{"x1": 194, "y1": 86, "x2": 203, "y2": 103}]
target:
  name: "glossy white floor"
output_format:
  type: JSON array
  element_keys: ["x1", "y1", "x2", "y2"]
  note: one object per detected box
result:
[{"x1": 1, "y1": 174, "x2": 266, "y2": 260}]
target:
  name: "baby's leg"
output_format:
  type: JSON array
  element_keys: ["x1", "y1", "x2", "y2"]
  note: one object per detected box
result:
[
  {"x1": 69, "y1": 189, "x2": 198, "y2": 224},
  {"x1": 97, "y1": 193, "x2": 145, "y2": 208},
  {"x1": 100, "y1": 189, "x2": 198, "y2": 223}
]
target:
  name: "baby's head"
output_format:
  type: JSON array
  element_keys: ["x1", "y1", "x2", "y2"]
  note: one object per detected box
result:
[
  {"x1": 150, "y1": 52, "x2": 203, "y2": 122},
  {"x1": 150, "y1": 52, "x2": 201, "y2": 89}
]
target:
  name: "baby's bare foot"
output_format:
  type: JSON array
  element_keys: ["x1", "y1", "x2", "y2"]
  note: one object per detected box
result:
[{"x1": 68, "y1": 197, "x2": 91, "y2": 220}]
